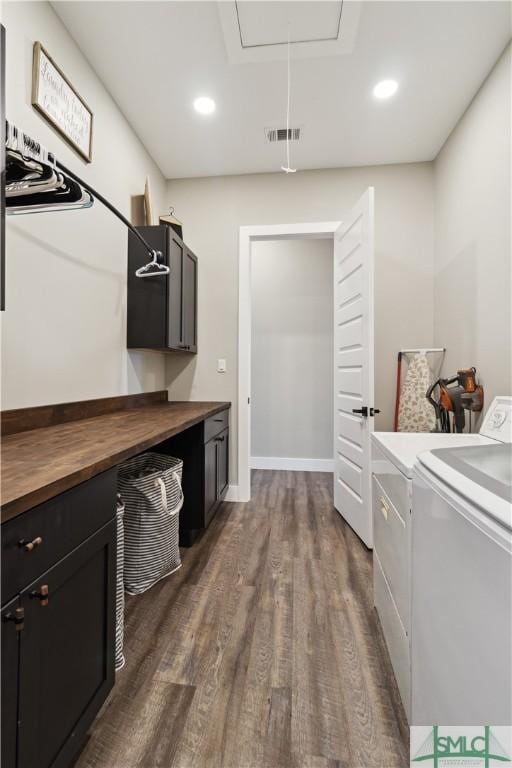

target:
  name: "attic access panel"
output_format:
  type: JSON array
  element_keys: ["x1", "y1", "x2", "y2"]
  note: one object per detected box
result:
[
  {"x1": 217, "y1": 0, "x2": 360, "y2": 62},
  {"x1": 235, "y1": 1, "x2": 343, "y2": 48}
]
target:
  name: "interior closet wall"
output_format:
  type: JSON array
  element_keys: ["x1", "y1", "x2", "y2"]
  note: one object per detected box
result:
[
  {"x1": 1, "y1": 1, "x2": 167, "y2": 409},
  {"x1": 251, "y1": 238, "x2": 333, "y2": 468},
  {"x1": 433, "y1": 43, "x2": 511, "y2": 415},
  {"x1": 166, "y1": 162, "x2": 435, "y2": 484}
]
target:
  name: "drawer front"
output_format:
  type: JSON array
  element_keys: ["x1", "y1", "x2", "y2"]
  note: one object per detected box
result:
[
  {"x1": 372, "y1": 441, "x2": 410, "y2": 521},
  {"x1": 372, "y1": 475, "x2": 411, "y2": 632},
  {"x1": 204, "y1": 408, "x2": 229, "y2": 443},
  {"x1": 1, "y1": 470, "x2": 116, "y2": 604},
  {"x1": 374, "y1": 552, "x2": 410, "y2": 720}
]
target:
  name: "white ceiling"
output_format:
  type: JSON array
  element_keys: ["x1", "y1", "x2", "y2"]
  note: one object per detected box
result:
[{"x1": 51, "y1": 1, "x2": 511, "y2": 179}]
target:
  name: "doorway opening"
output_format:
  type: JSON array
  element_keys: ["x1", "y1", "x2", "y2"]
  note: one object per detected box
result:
[
  {"x1": 250, "y1": 237, "x2": 335, "y2": 474},
  {"x1": 238, "y1": 222, "x2": 340, "y2": 503}
]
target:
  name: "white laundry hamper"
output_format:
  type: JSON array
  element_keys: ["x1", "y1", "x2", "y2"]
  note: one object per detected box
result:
[{"x1": 118, "y1": 452, "x2": 184, "y2": 596}]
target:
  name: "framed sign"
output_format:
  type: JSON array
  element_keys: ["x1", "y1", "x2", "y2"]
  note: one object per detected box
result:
[{"x1": 32, "y1": 42, "x2": 93, "y2": 162}]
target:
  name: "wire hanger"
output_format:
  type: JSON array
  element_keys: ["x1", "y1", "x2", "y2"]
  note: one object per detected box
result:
[{"x1": 135, "y1": 250, "x2": 169, "y2": 278}]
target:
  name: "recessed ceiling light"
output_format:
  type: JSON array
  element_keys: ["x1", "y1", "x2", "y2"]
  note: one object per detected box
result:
[
  {"x1": 373, "y1": 80, "x2": 398, "y2": 100},
  {"x1": 193, "y1": 96, "x2": 216, "y2": 115}
]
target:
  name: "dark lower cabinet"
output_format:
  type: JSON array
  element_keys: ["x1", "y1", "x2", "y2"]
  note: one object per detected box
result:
[
  {"x1": 205, "y1": 428, "x2": 229, "y2": 527},
  {"x1": 2, "y1": 596, "x2": 20, "y2": 768},
  {"x1": 18, "y1": 522, "x2": 115, "y2": 768},
  {"x1": 160, "y1": 408, "x2": 230, "y2": 545},
  {"x1": 216, "y1": 429, "x2": 229, "y2": 499},
  {"x1": 1, "y1": 471, "x2": 116, "y2": 768},
  {"x1": 204, "y1": 436, "x2": 218, "y2": 524}
]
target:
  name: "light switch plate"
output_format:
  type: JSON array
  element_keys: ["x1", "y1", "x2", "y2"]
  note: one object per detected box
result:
[{"x1": 217, "y1": 358, "x2": 227, "y2": 373}]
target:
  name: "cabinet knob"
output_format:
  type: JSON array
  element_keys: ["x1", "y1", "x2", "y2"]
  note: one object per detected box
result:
[
  {"x1": 19, "y1": 536, "x2": 43, "y2": 552},
  {"x1": 3, "y1": 607, "x2": 25, "y2": 632},
  {"x1": 30, "y1": 584, "x2": 49, "y2": 607}
]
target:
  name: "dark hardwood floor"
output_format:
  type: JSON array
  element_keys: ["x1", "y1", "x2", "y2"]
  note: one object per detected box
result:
[{"x1": 75, "y1": 470, "x2": 409, "y2": 768}]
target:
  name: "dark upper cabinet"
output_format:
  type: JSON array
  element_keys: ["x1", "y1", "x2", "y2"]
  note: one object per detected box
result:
[
  {"x1": 127, "y1": 225, "x2": 197, "y2": 353},
  {"x1": 182, "y1": 249, "x2": 197, "y2": 352}
]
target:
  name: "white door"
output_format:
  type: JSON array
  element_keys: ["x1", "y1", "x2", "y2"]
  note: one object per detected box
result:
[{"x1": 334, "y1": 188, "x2": 375, "y2": 547}]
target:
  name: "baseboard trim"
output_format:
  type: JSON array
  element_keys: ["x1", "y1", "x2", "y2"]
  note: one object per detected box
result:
[
  {"x1": 250, "y1": 456, "x2": 335, "y2": 472},
  {"x1": 224, "y1": 485, "x2": 243, "y2": 503}
]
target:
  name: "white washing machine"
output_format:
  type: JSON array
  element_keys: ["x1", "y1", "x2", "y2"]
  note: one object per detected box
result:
[
  {"x1": 411, "y1": 397, "x2": 512, "y2": 726},
  {"x1": 371, "y1": 397, "x2": 511, "y2": 720}
]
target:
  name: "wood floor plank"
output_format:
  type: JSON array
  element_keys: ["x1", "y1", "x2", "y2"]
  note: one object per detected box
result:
[{"x1": 75, "y1": 470, "x2": 408, "y2": 768}]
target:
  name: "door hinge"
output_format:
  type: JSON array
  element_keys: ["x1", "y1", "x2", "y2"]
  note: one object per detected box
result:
[
  {"x1": 3, "y1": 606, "x2": 25, "y2": 632},
  {"x1": 248, "y1": 397, "x2": 250, "y2": 405}
]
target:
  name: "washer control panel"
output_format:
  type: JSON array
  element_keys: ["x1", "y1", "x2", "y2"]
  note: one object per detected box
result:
[{"x1": 479, "y1": 396, "x2": 512, "y2": 443}]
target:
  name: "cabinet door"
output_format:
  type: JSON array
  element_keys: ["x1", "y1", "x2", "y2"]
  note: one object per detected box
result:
[
  {"x1": 18, "y1": 521, "x2": 116, "y2": 768},
  {"x1": 182, "y1": 249, "x2": 197, "y2": 353},
  {"x1": 216, "y1": 429, "x2": 229, "y2": 499},
  {"x1": 168, "y1": 233, "x2": 184, "y2": 349},
  {"x1": 1, "y1": 596, "x2": 21, "y2": 768},
  {"x1": 204, "y1": 437, "x2": 218, "y2": 525}
]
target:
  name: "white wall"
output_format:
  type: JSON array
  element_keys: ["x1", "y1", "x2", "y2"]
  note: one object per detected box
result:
[
  {"x1": 1, "y1": 1, "x2": 167, "y2": 409},
  {"x1": 251, "y1": 238, "x2": 333, "y2": 465},
  {"x1": 434, "y1": 44, "x2": 511, "y2": 417},
  {"x1": 166, "y1": 162, "x2": 435, "y2": 483}
]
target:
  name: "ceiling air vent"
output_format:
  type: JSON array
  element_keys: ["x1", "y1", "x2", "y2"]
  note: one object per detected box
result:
[{"x1": 265, "y1": 127, "x2": 302, "y2": 144}]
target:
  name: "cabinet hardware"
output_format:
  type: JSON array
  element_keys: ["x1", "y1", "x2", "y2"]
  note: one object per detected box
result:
[
  {"x1": 213, "y1": 418, "x2": 223, "y2": 422},
  {"x1": 3, "y1": 606, "x2": 25, "y2": 632},
  {"x1": 215, "y1": 435, "x2": 225, "y2": 442},
  {"x1": 370, "y1": 408, "x2": 381, "y2": 417},
  {"x1": 19, "y1": 536, "x2": 43, "y2": 552},
  {"x1": 30, "y1": 584, "x2": 49, "y2": 607}
]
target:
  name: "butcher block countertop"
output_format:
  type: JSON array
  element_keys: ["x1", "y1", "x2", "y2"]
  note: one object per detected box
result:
[{"x1": 1, "y1": 392, "x2": 230, "y2": 523}]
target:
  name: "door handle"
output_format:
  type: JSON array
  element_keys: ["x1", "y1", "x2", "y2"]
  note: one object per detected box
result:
[{"x1": 352, "y1": 407, "x2": 380, "y2": 418}]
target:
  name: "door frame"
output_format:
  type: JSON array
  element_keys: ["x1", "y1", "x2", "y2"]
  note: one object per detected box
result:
[{"x1": 238, "y1": 221, "x2": 341, "y2": 502}]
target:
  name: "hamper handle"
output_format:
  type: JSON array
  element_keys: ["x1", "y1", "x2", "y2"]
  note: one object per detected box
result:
[
  {"x1": 169, "y1": 471, "x2": 184, "y2": 517},
  {"x1": 156, "y1": 472, "x2": 184, "y2": 517}
]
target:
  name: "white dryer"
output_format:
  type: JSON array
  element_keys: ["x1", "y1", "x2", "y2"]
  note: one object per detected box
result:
[
  {"x1": 371, "y1": 397, "x2": 511, "y2": 720},
  {"x1": 411, "y1": 397, "x2": 512, "y2": 726}
]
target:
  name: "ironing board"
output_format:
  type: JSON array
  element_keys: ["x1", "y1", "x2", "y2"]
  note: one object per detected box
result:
[{"x1": 397, "y1": 351, "x2": 442, "y2": 432}]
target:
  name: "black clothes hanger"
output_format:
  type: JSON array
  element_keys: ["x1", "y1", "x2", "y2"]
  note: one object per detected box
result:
[{"x1": 5, "y1": 121, "x2": 168, "y2": 277}]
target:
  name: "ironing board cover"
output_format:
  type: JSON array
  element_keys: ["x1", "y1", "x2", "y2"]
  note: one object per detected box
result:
[{"x1": 398, "y1": 352, "x2": 436, "y2": 432}]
